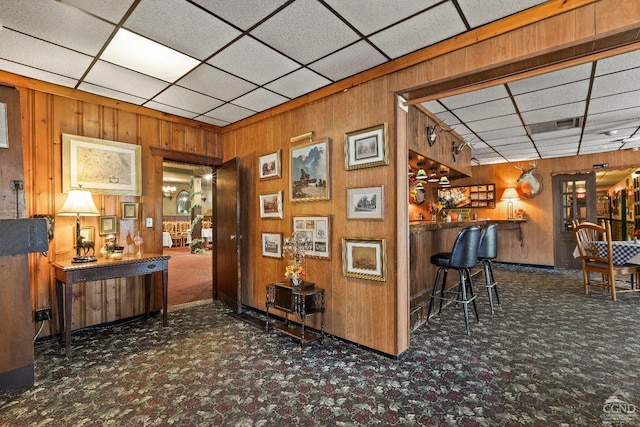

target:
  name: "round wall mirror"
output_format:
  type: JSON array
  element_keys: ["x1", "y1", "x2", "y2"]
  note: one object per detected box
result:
[{"x1": 176, "y1": 190, "x2": 191, "y2": 213}]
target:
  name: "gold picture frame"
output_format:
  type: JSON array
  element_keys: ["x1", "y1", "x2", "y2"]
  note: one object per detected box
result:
[
  {"x1": 99, "y1": 215, "x2": 118, "y2": 235},
  {"x1": 122, "y1": 202, "x2": 139, "y2": 220},
  {"x1": 62, "y1": 133, "x2": 142, "y2": 196},
  {"x1": 290, "y1": 139, "x2": 330, "y2": 202},
  {"x1": 344, "y1": 123, "x2": 389, "y2": 170},
  {"x1": 342, "y1": 237, "x2": 387, "y2": 282}
]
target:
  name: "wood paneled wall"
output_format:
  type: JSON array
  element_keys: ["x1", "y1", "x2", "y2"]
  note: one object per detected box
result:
[{"x1": 13, "y1": 87, "x2": 222, "y2": 339}]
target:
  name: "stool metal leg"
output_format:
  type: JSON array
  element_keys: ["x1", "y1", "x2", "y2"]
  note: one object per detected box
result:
[
  {"x1": 466, "y1": 268, "x2": 480, "y2": 323},
  {"x1": 482, "y1": 259, "x2": 500, "y2": 314},
  {"x1": 459, "y1": 269, "x2": 471, "y2": 334},
  {"x1": 427, "y1": 268, "x2": 444, "y2": 320}
]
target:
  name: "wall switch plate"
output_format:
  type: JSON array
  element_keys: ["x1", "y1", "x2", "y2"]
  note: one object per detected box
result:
[{"x1": 146, "y1": 217, "x2": 153, "y2": 228}]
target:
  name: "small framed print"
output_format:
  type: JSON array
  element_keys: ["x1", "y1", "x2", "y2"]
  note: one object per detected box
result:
[
  {"x1": 259, "y1": 150, "x2": 282, "y2": 180},
  {"x1": 78, "y1": 226, "x2": 94, "y2": 244},
  {"x1": 261, "y1": 232, "x2": 283, "y2": 258},
  {"x1": 347, "y1": 186, "x2": 384, "y2": 219},
  {"x1": 122, "y1": 202, "x2": 138, "y2": 220},
  {"x1": 292, "y1": 215, "x2": 331, "y2": 259},
  {"x1": 259, "y1": 191, "x2": 283, "y2": 219},
  {"x1": 342, "y1": 237, "x2": 387, "y2": 282},
  {"x1": 99, "y1": 215, "x2": 117, "y2": 235},
  {"x1": 344, "y1": 123, "x2": 389, "y2": 170}
]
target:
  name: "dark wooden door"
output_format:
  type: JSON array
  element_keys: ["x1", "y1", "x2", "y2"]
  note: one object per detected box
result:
[
  {"x1": 214, "y1": 157, "x2": 242, "y2": 312},
  {"x1": 553, "y1": 173, "x2": 596, "y2": 269}
]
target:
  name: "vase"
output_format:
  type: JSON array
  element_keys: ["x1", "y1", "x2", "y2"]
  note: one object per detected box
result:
[
  {"x1": 431, "y1": 214, "x2": 437, "y2": 222},
  {"x1": 290, "y1": 277, "x2": 304, "y2": 289}
]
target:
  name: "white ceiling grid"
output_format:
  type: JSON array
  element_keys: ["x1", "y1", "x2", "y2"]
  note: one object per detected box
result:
[{"x1": 0, "y1": 0, "x2": 638, "y2": 165}]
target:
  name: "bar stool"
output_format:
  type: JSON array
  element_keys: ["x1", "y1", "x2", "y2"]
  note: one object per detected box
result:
[
  {"x1": 427, "y1": 225, "x2": 481, "y2": 334},
  {"x1": 478, "y1": 223, "x2": 500, "y2": 314}
]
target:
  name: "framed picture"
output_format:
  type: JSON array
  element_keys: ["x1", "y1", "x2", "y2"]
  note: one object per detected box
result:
[
  {"x1": 259, "y1": 149, "x2": 281, "y2": 180},
  {"x1": 0, "y1": 102, "x2": 8, "y2": 149},
  {"x1": 62, "y1": 133, "x2": 142, "y2": 196},
  {"x1": 259, "y1": 191, "x2": 283, "y2": 219},
  {"x1": 290, "y1": 138, "x2": 330, "y2": 202},
  {"x1": 122, "y1": 202, "x2": 139, "y2": 220},
  {"x1": 261, "y1": 232, "x2": 283, "y2": 258},
  {"x1": 342, "y1": 238, "x2": 387, "y2": 282},
  {"x1": 99, "y1": 215, "x2": 117, "y2": 235},
  {"x1": 78, "y1": 226, "x2": 94, "y2": 244},
  {"x1": 344, "y1": 123, "x2": 389, "y2": 170},
  {"x1": 347, "y1": 186, "x2": 384, "y2": 219},
  {"x1": 292, "y1": 215, "x2": 331, "y2": 259}
]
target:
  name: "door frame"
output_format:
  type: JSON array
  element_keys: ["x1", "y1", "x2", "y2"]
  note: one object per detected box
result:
[{"x1": 552, "y1": 173, "x2": 596, "y2": 269}]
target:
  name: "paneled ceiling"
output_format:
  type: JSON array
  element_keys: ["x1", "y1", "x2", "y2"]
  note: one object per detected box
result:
[{"x1": 1, "y1": 0, "x2": 639, "y2": 168}]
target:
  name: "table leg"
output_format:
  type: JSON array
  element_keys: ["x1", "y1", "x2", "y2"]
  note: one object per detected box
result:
[
  {"x1": 55, "y1": 279, "x2": 64, "y2": 346},
  {"x1": 300, "y1": 314, "x2": 306, "y2": 348},
  {"x1": 144, "y1": 274, "x2": 151, "y2": 320},
  {"x1": 162, "y1": 267, "x2": 168, "y2": 327},
  {"x1": 64, "y1": 281, "x2": 72, "y2": 357}
]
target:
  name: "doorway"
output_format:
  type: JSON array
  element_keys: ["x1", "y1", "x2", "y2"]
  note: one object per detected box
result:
[
  {"x1": 553, "y1": 173, "x2": 596, "y2": 269},
  {"x1": 162, "y1": 161, "x2": 214, "y2": 306}
]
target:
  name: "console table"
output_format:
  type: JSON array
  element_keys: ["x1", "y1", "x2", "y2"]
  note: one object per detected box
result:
[
  {"x1": 265, "y1": 282, "x2": 325, "y2": 348},
  {"x1": 52, "y1": 254, "x2": 170, "y2": 356}
]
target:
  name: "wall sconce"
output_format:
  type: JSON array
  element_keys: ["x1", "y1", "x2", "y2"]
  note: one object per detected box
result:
[
  {"x1": 501, "y1": 187, "x2": 520, "y2": 220},
  {"x1": 162, "y1": 185, "x2": 176, "y2": 199},
  {"x1": 57, "y1": 189, "x2": 100, "y2": 263}
]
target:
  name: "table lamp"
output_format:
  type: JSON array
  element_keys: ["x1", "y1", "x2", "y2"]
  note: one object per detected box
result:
[
  {"x1": 57, "y1": 189, "x2": 100, "y2": 263},
  {"x1": 501, "y1": 187, "x2": 520, "y2": 220}
]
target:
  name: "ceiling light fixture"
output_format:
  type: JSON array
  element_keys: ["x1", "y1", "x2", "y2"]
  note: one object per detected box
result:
[{"x1": 101, "y1": 29, "x2": 199, "y2": 82}]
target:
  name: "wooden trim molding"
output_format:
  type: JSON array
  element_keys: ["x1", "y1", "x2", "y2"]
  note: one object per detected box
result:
[{"x1": 150, "y1": 147, "x2": 223, "y2": 166}]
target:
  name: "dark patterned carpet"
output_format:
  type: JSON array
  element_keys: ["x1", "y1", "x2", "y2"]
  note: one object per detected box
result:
[{"x1": 1, "y1": 265, "x2": 639, "y2": 426}]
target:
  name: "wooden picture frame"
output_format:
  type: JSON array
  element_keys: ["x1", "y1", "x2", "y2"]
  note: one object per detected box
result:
[
  {"x1": 347, "y1": 186, "x2": 384, "y2": 219},
  {"x1": 259, "y1": 149, "x2": 282, "y2": 180},
  {"x1": 261, "y1": 232, "x2": 283, "y2": 258},
  {"x1": 290, "y1": 139, "x2": 330, "y2": 202},
  {"x1": 259, "y1": 191, "x2": 283, "y2": 219},
  {"x1": 292, "y1": 215, "x2": 330, "y2": 259},
  {"x1": 99, "y1": 215, "x2": 117, "y2": 235},
  {"x1": 344, "y1": 123, "x2": 389, "y2": 170},
  {"x1": 342, "y1": 237, "x2": 387, "y2": 282},
  {"x1": 62, "y1": 133, "x2": 142, "y2": 196},
  {"x1": 122, "y1": 202, "x2": 139, "y2": 220}
]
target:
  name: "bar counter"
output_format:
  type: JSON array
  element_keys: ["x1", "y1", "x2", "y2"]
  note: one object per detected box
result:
[{"x1": 409, "y1": 219, "x2": 525, "y2": 330}]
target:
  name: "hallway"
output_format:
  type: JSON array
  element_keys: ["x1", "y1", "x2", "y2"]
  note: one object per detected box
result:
[{"x1": 165, "y1": 246, "x2": 212, "y2": 306}]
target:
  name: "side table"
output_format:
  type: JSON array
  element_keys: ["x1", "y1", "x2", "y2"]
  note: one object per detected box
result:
[{"x1": 265, "y1": 282, "x2": 325, "y2": 348}]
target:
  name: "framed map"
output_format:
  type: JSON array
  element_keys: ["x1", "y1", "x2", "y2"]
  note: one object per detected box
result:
[{"x1": 62, "y1": 133, "x2": 141, "y2": 196}]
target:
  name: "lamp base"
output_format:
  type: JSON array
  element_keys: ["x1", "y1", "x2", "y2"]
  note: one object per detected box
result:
[{"x1": 72, "y1": 255, "x2": 97, "y2": 263}]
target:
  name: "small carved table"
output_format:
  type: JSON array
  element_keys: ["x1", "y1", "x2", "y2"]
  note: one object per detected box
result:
[{"x1": 265, "y1": 282, "x2": 325, "y2": 348}]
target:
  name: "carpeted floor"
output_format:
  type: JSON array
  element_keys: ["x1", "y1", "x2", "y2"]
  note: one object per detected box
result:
[
  {"x1": 1, "y1": 265, "x2": 639, "y2": 426},
  {"x1": 165, "y1": 246, "x2": 212, "y2": 306}
]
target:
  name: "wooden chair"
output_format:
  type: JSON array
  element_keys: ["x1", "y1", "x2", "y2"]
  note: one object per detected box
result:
[{"x1": 573, "y1": 220, "x2": 640, "y2": 301}]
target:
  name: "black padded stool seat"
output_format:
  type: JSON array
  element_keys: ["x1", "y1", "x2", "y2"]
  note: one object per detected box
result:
[
  {"x1": 478, "y1": 223, "x2": 500, "y2": 314},
  {"x1": 427, "y1": 225, "x2": 481, "y2": 334}
]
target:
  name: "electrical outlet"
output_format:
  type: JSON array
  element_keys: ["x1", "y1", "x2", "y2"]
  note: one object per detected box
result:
[{"x1": 35, "y1": 307, "x2": 52, "y2": 322}]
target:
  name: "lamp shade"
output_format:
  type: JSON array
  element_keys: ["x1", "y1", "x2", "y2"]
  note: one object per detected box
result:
[
  {"x1": 501, "y1": 187, "x2": 520, "y2": 201},
  {"x1": 439, "y1": 176, "x2": 450, "y2": 186},
  {"x1": 58, "y1": 189, "x2": 100, "y2": 216},
  {"x1": 415, "y1": 168, "x2": 428, "y2": 180}
]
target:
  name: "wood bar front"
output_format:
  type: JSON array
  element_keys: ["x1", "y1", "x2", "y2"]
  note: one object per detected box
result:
[{"x1": 409, "y1": 220, "x2": 525, "y2": 330}]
